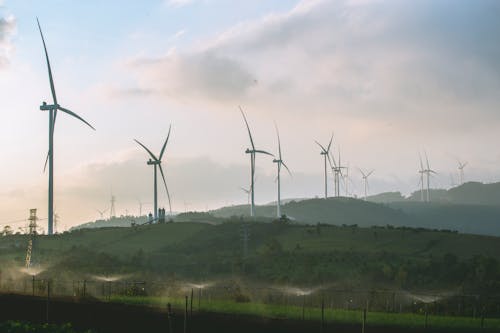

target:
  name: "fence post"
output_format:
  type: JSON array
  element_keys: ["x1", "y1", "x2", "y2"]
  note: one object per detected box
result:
[
  {"x1": 321, "y1": 296, "x2": 325, "y2": 333},
  {"x1": 190, "y1": 288, "x2": 193, "y2": 316},
  {"x1": 302, "y1": 294, "x2": 306, "y2": 320},
  {"x1": 184, "y1": 295, "x2": 188, "y2": 333},
  {"x1": 362, "y1": 307, "x2": 366, "y2": 333},
  {"x1": 46, "y1": 280, "x2": 50, "y2": 323},
  {"x1": 198, "y1": 288, "x2": 201, "y2": 311}
]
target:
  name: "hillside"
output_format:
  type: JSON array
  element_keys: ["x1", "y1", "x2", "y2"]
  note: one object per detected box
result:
[
  {"x1": 211, "y1": 197, "x2": 500, "y2": 236},
  {"x1": 384, "y1": 181, "x2": 500, "y2": 205},
  {"x1": 1, "y1": 221, "x2": 500, "y2": 292}
]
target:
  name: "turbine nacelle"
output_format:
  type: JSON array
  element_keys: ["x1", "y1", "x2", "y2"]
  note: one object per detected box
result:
[
  {"x1": 40, "y1": 101, "x2": 58, "y2": 111},
  {"x1": 147, "y1": 159, "x2": 160, "y2": 165}
]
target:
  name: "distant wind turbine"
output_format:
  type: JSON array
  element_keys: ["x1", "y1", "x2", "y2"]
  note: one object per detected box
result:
[
  {"x1": 96, "y1": 208, "x2": 108, "y2": 220},
  {"x1": 240, "y1": 107, "x2": 273, "y2": 218},
  {"x1": 134, "y1": 125, "x2": 172, "y2": 220},
  {"x1": 458, "y1": 160, "x2": 468, "y2": 185},
  {"x1": 272, "y1": 124, "x2": 291, "y2": 218},
  {"x1": 418, "y1": 154, "x2": 426, "y2": 202},
  {"x1": 359, "y1": 168, "x2": 374, "y2": 200},
  {"x1": 315, "y1": 133, "x2": 333, "y2": 199},
  {"x1": 423, "y1": 152, "x2": 437, "y2": 202},
  {"x1": 37, "y1": 18, "x2": 95, "y2": 235}
]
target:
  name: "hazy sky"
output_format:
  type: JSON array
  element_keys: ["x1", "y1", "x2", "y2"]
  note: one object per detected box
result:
[{"x1": 1, "y1": 0, "x2": 499, "y2": 231}]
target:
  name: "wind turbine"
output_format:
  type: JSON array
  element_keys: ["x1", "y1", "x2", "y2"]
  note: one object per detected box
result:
[
  {"x1": 96, "y1": 208, "x2": 108, "y2": 220},
  {"x1": 240, "y1": 107, "x2": 273, "y2": 218},
  {"x1": 359, "y1": 169, "x2": 374, "y2": 200},
  {"x1": 315, "y1": 133, "x2": 333, "y2": 199},
  {"x1": 134, "y1": 125, "x2": 172, "y2": 220},
  {"x1": 272, "y1": 124, "x2": 291, "y2": 218},
  {"x1": 458, "y1": 160, "x2": 468, "y2": 185},
  {"x1": 423, "y1": 152, "x2": 437, "y2": 202},
  {"x1": 418, "y1": 154, "x2": 425, "y2": 202},
  {"x1": 37, "y1": 19, "x2": 95, "y2": 235}
]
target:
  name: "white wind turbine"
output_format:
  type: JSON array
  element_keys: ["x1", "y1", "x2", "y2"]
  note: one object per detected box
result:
[
  {"x1": 418, "y1": 154, "x2": 426, "y2": 202},
  {"x1": 423, "y1": 152, "x2": 437, "y2": 202},
  {"x1": 458, "y1": 160, "x2": 468, "y2": 185},
  {"x1": 37, "y1": 19, "x2": 95, "y2": 235},
  {"x1": 134, "y1": 125, "x2": 172, "y2": 220},
  {"x1": 240, "y1": 107, "x2": 273, "y2": 218},
  {"x1": 315, "y1": 134, "x2": 333, "y2": 199},
  {"x1": 272, "y1": 124, "x2": 291, "y2": 218},
  {"x1": 359, "y1": 168, "x2": 374, "y2": 200}
]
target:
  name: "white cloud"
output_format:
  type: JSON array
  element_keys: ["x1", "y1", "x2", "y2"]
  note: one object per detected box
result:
[
  {"x1": 0, "y1": 14, "x2": 15, "y2": 67},
  {"x1": 166, "y1": 0, "x2": 194, "y2": 8}
]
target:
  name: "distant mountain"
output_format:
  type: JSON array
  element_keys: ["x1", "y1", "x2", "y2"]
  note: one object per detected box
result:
[
  {"x1": 392, "y1": 182, "x2": 500, "y2": 206},
  {"x1": 211, "y1": 197, "x2": 500, "y2": 236},
  {"x1": 366, "y1": 192, "x2": 406, "y2": 203},
  {"x1": 71, "y1": 216, "x2": 150, "y2": 230}
]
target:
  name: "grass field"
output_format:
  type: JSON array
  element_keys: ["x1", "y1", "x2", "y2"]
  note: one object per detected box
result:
[{"x1": 108, "y1": 295, "x2": 500, "y2": 331}]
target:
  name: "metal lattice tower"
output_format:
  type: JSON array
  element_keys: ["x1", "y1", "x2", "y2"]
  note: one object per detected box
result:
[{"x1": 25, "y1": 209, "x2": 38, "y2": 268}]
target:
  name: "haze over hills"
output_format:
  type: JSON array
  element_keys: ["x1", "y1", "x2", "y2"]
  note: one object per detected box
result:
[
  {"x1": 367, "y1": 182, "x2": 500, "y2": 205},
  {"x1": 70, "y1": 182, "x2": 500, "y2": 237}
]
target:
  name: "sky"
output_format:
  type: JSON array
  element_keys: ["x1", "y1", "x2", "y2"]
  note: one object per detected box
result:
[{"x1": 0, "y1": 0, "x2": 499, "y2": 231}]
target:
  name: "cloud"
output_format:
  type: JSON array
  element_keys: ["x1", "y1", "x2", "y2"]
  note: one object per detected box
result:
[
  {"x1": 166, "y1": 0, "x2": 194, "y2": 8},
  {"x1": 129, "y1": 49, "x2": 257, "y2": 103},
  {"x1": 124, "y1": 0, "x2": 500, "y2": 123},
  {"x1": 0, "y1": 14, "x2": 15, "y2": 67}
]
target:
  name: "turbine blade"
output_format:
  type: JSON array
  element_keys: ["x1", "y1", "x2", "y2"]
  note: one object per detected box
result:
[
  {"x1": 239, "y1": 106, "x2": 255, "y2": 150},
  {"x1": 328, "y1": 151, "x2": 337, "y2": 168},
  {"x1": 274, "y1": 122, "x2": 282, "y2": 160},
  {"x1": 425, "y1": 151, "x2": 430, "y2": 170},
  {"x1": 58, "y1": 106, "x2": 95, "y2": 130},
  {"x1": 159, "y1": 124, "x2": 172, "y2": 160},
  {"x1": 37, "y1": 18, "x2": 57, "y2": 105},
  {"x1": 134, "y1": 139, "x2": 158, "y2": 161},
  {"x1": 158, "y1": 164, "x2": 172, "y2": 215},
  {"x1": 314, "y1": 140, "x2": 327, "y2": 153},
  {"x1": 240, "y1": 187, "x2": 249, "y2": 194},
  {"x1": 282, "y1": 161, "x2": 292, "y2": 177},
  {"x1": 254, "y1": 149, "x2": 274, "y2": 157},
  {"x1": 419, "y1": 153, "x2": 424, "y2": 171},
  {"x1": 43, "y1": 151, "x2": 49, "y2": 172},
  {"x1": 358, "y1": 168, "x2": 366, "y2": 178},
  {"x1": 327, "y1": 133, "x2": 333, "y2": 153},
  {"x1": 367, "y1": 169, "x2": 374, "y2": 177}
]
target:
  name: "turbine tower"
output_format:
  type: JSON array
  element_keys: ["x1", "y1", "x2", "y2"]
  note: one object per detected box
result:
[
  {"x1": 423, "y1": 152, "x2": 437, "y2": 202},
  {"x1": 418, "y1": 154, "x2": 425, "y2": 202},
  {"x1": 315, "y1": 134, "x2": 333, "y2": 199},
  {"x1": 458, "y1": 160, "x2": 468, "y2": 185},
  {"x1": 359, "y1": 169, "x2": 374, "y2": 200},
  {"x1": 135, "y1": 125, "x2": 172, "y2": 220},
  {"x1": 272, "y1": 124, "x2": 291, "y2": 218},
  {"x1": 37, "y1": 19, "x2": 95, "y2": 235},
  {"x1": 240, "y1": 107, "x2": 273, "y2": 218}
]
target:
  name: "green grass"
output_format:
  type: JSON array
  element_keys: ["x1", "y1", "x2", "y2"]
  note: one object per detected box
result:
[{"x1": 108, "y1": 295, "x2": 500, "y2": 331}]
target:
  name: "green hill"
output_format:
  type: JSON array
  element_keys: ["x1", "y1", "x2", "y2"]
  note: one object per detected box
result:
[{"x1": 1, "y1": 221, "x2": 499, "y2": 293}]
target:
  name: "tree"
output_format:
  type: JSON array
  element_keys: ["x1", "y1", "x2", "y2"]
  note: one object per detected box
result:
[{"x1": 1, "y1": 225, "x2": 12, "y2": 236}]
